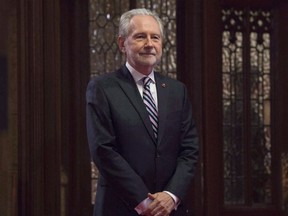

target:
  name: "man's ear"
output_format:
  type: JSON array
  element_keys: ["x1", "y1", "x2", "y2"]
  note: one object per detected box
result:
[{"x1": 117, "y1": 36, "x2": 126, "y2": 53}]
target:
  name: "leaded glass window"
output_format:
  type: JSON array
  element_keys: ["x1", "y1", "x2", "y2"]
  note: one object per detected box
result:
[
  {"x1": 89, "y1": 0, "x2": 129, "y2": 77},
  {"x1": 222, "y1": 7, "x2": 273, "y2": 206},
  {"x1": 89, "y1": 0, "x2": 177, "y2": 204}
]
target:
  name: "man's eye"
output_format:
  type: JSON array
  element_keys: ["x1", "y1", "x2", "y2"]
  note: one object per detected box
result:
[{"x1": 152, "y1": 35, "x2": 161, "y2": 40}]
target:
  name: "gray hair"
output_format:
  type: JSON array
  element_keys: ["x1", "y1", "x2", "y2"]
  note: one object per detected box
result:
[{"x1": 118, "y1": 8, "x2": 164, "y2": 39}]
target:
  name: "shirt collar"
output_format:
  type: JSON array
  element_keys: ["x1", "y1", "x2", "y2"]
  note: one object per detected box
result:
[{"x1": 126, "y1": 62, "x2": 155, "y2": 84}]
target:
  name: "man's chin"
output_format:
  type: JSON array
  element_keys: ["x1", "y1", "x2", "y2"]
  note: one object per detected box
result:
[{"x1": 138, "y1": 59, "x2": 160, "y2": 66}]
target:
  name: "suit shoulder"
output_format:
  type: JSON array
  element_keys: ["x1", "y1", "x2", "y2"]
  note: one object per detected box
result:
[
  {"x1": 89, "y1": 71, "x2": 117, "y2": 83},
  {"x1": 87, "y1": 71, "x2": 119, "y2": 89},
  {"x1": 156, "y1": 73, "x2": 186, "y2": 88},
  {"x1": 86, "y1": 71, "x2": 121, "y2": 103}
]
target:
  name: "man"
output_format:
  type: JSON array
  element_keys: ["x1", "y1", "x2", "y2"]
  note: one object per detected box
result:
[{"x1": 86, "y1": 8, "x2": 199, "y2": 216}]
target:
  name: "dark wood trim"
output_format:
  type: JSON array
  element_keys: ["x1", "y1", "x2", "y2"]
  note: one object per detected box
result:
[
  {"x1": 202, "y1": 0, "x2": 223, "y2": 216},
  {"x1": 276, "y1": 0, "x2": 288, "y2": 154},
  {"x1": 18, "y1": 0, "x2": 91, "y2": 215},
  {"x1": 60, "y1": 0, "x2": 91, "y2": 215},
  {"x1": 275, "y1": 3, "x2": 288, "y2": 215},
  {"x1": 18, "y1": 0, "x2": 61, "y2": 215},
  {"x1": 220, "y1": 0, "x2": 277, "y2": 8},
  {"x1": 176, "y1": 0, "x2": 204, "y2": 215},
  {"x1": 224, "y1": 207, "x2": 283, "y2": 216}
]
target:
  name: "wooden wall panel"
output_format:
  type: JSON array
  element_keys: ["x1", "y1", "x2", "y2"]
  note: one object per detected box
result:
[
  {"x1": 18, "y1": 0, "x2": 91, "y2": 215},
  {"x1": 18, "y1": 0, "x2": 61, "y2": 214},
  {"x1": 176, "y1": 0, "x2": 204, "y2": 215},
  {"x1": 59, "y1": 0, "x2": 91, "y2": 215}
]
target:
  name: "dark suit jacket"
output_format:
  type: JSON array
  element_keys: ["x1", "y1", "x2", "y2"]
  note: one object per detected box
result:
[{"x1": 86, "y1": 65, "x2": 199, "y2": 216}]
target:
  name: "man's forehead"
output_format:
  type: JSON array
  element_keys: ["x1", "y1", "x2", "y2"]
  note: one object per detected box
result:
[
  {"x1": 129, "y1": 15, "x2": 160, "y2": 32},
  {"x1": 130, "y1": 15, "x2": 158, "y2": 25}
]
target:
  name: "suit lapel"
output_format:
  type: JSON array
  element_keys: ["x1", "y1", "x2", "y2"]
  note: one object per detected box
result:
[
  {"x1": 155, "y1": 73, "x2": 168, "y2": 145},
  {"x1": 116, "y1": 66, "x2": 157, "y2": 143}
]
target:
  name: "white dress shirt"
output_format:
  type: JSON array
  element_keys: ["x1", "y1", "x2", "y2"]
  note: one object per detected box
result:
[{"x1": 126, "y1": 62, "x2": 158, "y2": 110}]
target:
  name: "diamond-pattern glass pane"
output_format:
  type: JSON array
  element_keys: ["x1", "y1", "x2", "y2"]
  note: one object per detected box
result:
[
  {"x1": 222, "y1": 7, "x2": 273, "y2": 206},
  {"x1": 89, "y1": 0, "x2": 129, "y2": 77}
]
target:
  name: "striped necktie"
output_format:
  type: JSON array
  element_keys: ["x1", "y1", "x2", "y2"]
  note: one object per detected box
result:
[{"x1": 142, "y1": 77, "x2": 158, "y2": 139}]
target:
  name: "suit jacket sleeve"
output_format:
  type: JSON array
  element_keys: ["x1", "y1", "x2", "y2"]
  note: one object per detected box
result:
[
  {"x1": 163, "y1": 84, "x2": 199, "y2": 201},
  {"x1": 86, "y1": 77, "x2": 149, "y2": 208}
]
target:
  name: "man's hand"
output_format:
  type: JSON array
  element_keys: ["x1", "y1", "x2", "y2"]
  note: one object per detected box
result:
[{"x1": 141, "y1": 192, "x2": 175, "y2": 216}]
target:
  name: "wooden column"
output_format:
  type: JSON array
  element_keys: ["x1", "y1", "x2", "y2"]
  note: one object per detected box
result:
[
  {"x1": 18, "y1": 0, "x2": 61, "y2": 215},
  {"x1": 177, "y1": 0, "x2": 205, "y2": 215},
  {"x1": 18, "y1": 0, "x2": 91, "y2": 215},
  {"x1": 60, "y1": 0, "x2": 91, "y2": 215}
]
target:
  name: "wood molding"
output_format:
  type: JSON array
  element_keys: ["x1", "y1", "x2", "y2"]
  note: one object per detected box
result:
[
  {"x1": 18, "y1": 0, "x2": 61, "y2": 214},
  {"x1": 59, "y1": 0, "x2": 91, "y2": 215},
  {"x1": 176, "y1": 1, "x2": 204, "y2": 216},
  {"x1": 202, "y1": 0, "x2": 223, "y2": 215}
]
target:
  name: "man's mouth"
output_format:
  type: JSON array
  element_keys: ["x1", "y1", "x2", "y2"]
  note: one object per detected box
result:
[{"x1": 140, "y1": 53, "x2": 156, "y2": 56}]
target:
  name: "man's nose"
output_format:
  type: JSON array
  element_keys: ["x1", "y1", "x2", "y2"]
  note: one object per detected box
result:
[{"x1": 144, "y1": 37, "x2": 153, "y2": 46}]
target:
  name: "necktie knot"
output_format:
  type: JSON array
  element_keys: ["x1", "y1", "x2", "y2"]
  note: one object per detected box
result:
[{"x1": 143, "y1": 77, "x2": 152, "y2": 87}]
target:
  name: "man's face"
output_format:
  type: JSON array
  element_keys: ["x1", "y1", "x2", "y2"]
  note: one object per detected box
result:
[{"x1": 118, "y1": 15, "x2": 163, "y2": 75}]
